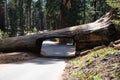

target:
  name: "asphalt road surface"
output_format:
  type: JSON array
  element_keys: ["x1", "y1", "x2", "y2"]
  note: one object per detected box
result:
[
  {"x1": 41, "y1": 40, "x2": 75, "y2": 57},
  {"x1": 0, "y1": 41, "x2": 75, "y2": 80}
]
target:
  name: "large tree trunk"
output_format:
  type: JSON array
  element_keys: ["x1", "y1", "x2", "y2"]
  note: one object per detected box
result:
[
  {"x1": 0, "y1": 9, "x2": 119, "y2": 55},
  {"x1": 0, "y1": 1, "x2": 5, "y2": 31}
]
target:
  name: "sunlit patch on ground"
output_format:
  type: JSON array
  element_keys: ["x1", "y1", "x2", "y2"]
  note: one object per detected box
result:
[{"x1": 62, "y1": 47, "x2": 120, "y2": 80}]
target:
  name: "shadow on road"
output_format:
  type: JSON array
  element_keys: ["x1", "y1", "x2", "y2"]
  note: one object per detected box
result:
[
  {"x1": 12, "y1": 55, "x2": 76, "y2": 65},
  {"x1": 0, "y1": 40, "x2": 76, "y2": 65}
]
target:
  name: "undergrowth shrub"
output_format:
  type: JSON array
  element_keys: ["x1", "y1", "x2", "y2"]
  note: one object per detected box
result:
[{"x1": 0, "y1": 30, "x2": 9, "y2": 39}]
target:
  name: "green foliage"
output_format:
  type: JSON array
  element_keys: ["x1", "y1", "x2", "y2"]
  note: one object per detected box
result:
[
  {"x1": 0, "y1": 30, "x2": 9, "y2": 39},
  {"x1": 93, "y1": 74, "x2": 102, "y2": 80},
  {"x1": 91, "y1": 47, "x2": 117, "y2": 59},
  {"x1": 70, "y1": 47, "x2": 118, "y2": 80},
  {"x1": 46, "y1": 0, "x2": 61, "y2": 30},
  {"x1": 5, "y1": 0, "x2": 46, "y2": 36},
  {"x1": 106, "y1": 0, "x2": 120, "y2": 30},
  {"x1": 2, "y1": 0, "x2": 111, "y2": 36},
  {"x1": 73, "y1": 47, "x2": 117, "y2": 68},
  {"x1": 106, "y1": 0, "x2": 120, "y2": 8},
  {"x1": 46, "y1": 0, "x2": 110, "y2": 30}
]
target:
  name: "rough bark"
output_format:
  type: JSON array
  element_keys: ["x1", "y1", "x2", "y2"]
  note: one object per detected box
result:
[
  {"x1": 0, "y1": 9, "x2": 118, "y2": 55},
  {"x1": 109, "y1": 39, "x2": 120, "y2": 50},
  {"x1": 0, "y1": 1, "x2": 5, "y2": 31}
]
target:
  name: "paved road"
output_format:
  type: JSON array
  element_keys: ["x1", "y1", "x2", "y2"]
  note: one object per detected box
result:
[
  {"x1": 0, "y1": 41, "x2": 75, "y2": 80},
  {"x1": 41, "y1": 40, "x2": 75, "y2": 57}
]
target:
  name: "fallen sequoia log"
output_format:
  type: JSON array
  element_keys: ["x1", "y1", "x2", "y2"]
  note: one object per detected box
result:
[
  {"x1": 0, "y1": 9, "x2": 119, "y2": 55},
  {"x1": 109, "y1": 39, "x2": 120, "y2": 50}
]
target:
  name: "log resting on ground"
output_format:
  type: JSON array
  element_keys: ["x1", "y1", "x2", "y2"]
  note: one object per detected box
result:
[
  {"x1": 0, "y1": 9, "x2": 119, "y2": 55},
  {"x1": 109, "y1": 39, "x2": 120, "y2": 50}
]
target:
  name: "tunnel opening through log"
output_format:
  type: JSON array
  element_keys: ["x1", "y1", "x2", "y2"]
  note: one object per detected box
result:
[{"x1": 40, "y1": 38, "x2": 76, "y2": 57}]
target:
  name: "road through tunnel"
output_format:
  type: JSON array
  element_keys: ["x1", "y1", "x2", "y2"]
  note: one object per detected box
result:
[{"x1": 40, "y1": 38, "x2": 76, "y2": 57}]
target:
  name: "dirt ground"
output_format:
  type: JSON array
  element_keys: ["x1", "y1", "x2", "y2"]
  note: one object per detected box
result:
[
  {"x1": 62, "y1": 49, "x2": 120, "y2": 80},
  {"x1": 0, "y1": 52, "x2": 37, "y2": 64}
]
